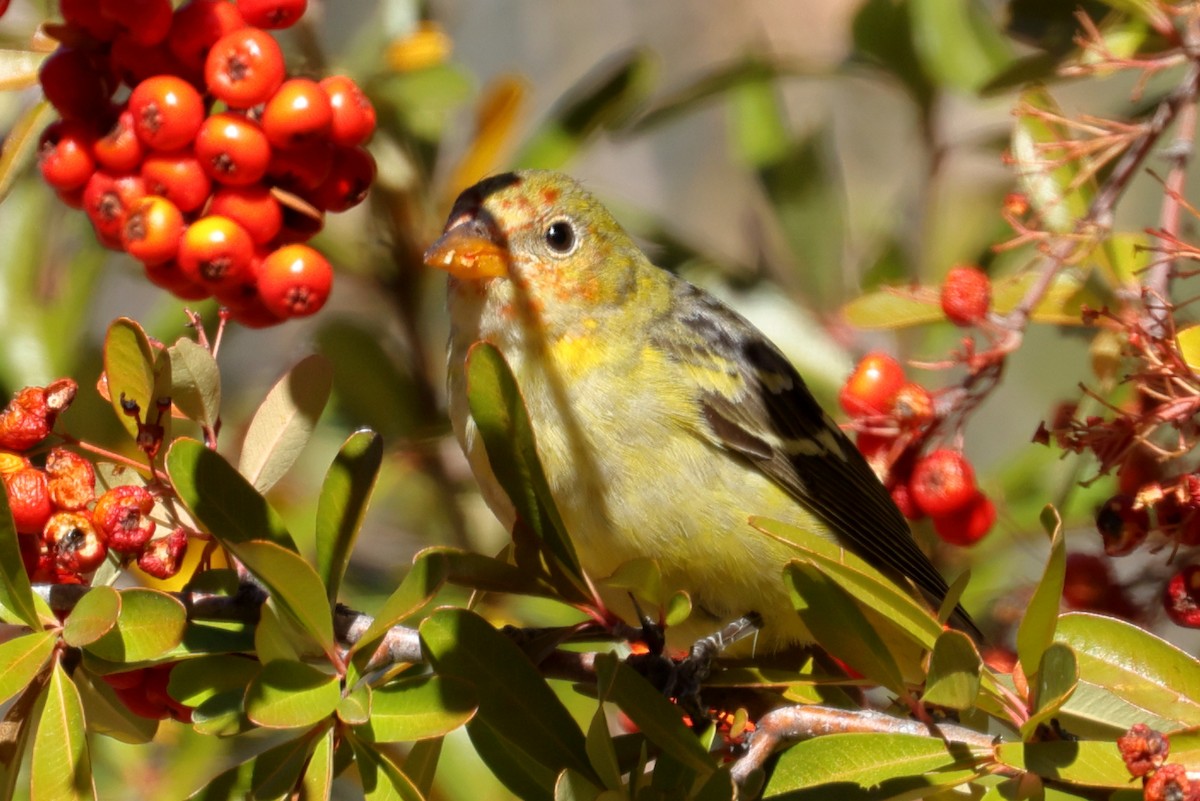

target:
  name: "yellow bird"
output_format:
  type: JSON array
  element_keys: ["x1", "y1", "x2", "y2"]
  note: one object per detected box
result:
[{"x1": 425, "y1": 170, "x2": 977, "y2": 653}]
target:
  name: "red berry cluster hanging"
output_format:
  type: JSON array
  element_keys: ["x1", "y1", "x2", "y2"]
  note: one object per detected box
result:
[
  {"x1": 36, "y1": 0, "x2": 373, "y2": 327},
  {"x1": 840, "y1": 349, "x2": 997, "y2": 547},
  {"x1": 100, "y1": 664, "x2": 193, "y2": 722},
  {"x1": 0, "y1": 381, "x2": 189, "y2": 586}
]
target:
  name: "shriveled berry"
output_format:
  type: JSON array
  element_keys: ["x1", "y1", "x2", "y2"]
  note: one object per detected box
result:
[
  {"x1": 2, "y1": 467, "x2": 53, "y2": 535},
  {"x1": 92, "y1": 485, "x2": 157, "y2": 555},
  {"x1": 19, "y1": 533, "x2": 53, "y2": 582},
  {"x1": 267, "y1": 140, "x2": 333, "y2": 191},
  {"x1": 45, "y1": 511, "x2": 107, "y2": 574},
  {"x1": 839, "y1": 352, "x2": 906, "y2": 418},
  {"x1": 940, "y1": 265, "x2": 991, "y2": 327},
  {"x1": 205, "y1": 27, "x2": 285, "y2": 109},
  {"x1": 910, "y1": 449, "x2": 978, "y2": 517},
  {"x1": 110, "y1": 34, "x2": 189, "y2": 88},
  {"x1": 1163, "y1": 564, "x2": 1200, "y2": 628},
  {"x1": 61, "y1": 0, "x2": 121, "y2": 40},
  {"x1": 137, "y1": 527, "x2": 188, "y2": 579},
  {"x1": 44, "y1": 447, "x2": 96, "y2": 511},
  {"x1": 890, "y1": 382, "x2": 934, "y2": 431},
  {"x1": 1143, "y1": 763, "x2": 1191, "y2": 801},
  {"x1": 1117, "y1": 723, "x2": 1169, "y2": 778},
  {"x1": 0, "y1": 386, "x2": 53, "y2": 451},
  {"x1": 257, "y1": 244, "x2": 333, "y2": 319},
  {"x1": 1095, "y1": 494, "x2": 1149, "y2": 556},
  {"x1": 931, "y1": 492, "x2": 995, "y2": 546}
]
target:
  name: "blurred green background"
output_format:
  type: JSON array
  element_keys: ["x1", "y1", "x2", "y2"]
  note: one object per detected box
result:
[{"x1": 1, "y1": 0, "x2": 1196, "y2": 797}]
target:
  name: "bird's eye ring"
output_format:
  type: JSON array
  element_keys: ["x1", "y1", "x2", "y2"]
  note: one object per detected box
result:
[{"x1": 544, "y1": 219, "x2": 577, "y2": 255}]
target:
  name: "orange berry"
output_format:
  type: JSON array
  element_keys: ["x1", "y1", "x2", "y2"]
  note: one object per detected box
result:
[
  {"x1": 838, "y1": 352, "x2": 905, "y2": 418},
  {"x1": 910, "y1": 449, "x2": 977, "y2": 517}
]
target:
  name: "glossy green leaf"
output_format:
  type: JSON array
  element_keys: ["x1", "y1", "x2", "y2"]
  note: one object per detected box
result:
[
  {"x1": 355, "y1": 675, "x2": 476, "y2": 742},
  {"x1": 765, "y1": 733, "x2": 984, "y2": 795},
  {"x1": 169, "y1": 337, "x2": 221, "y2": 430},
  {"x1": 103, "y1": 317, "x2": 160, "y2": 440},
  {"x1": 301, "y1": 727, "x2": 335, "y2": 801},
  {"x1": 1017, "y1": 506, "x2": 1065, "y2": 679},
  {"x1": 316, "y1": 429, "x2": 383, "y2": 605},
  {"x1": 315, "y1": 321, "x2": 418, "y2": 441},
  {"x1": 909, "y1": 0, "x2": 1011, "y2": 92},
  {"x1": 436, "y1": 546, "x2": 558, "y2": 598},
  {"x1": 166, "y1": 437, "x2": 296, "y2": 551},
  {"x1": 350, "y1": 735, "x2": 426, "y2": 801},
  {"x1": 239, "y1": 354, "x2": 332, "y2": 494},
  {"x1": 586, "y1": 705, "x2": 623, "y2": 793},
  {"x1": 420, "y1": 608, "x2": 595, "y2": 783},
  {"x1": 255, "y1": 599, "x2": 302, "y2": 665},
  {"x1": 922, "y1": 630, "x2": 982, "y2": 710},
  {"x1": 465, "y1": 343, "x2": 584, "y2": 591},
  {"x1": 0, "y1": 100, "x2": 54, "y2": 206},
  {"x1": 994, "y1": 741, "x2": 1133, "y2": 787},
  {"x1": 349, "y1": 550, "x2": 446, "y2": 667},
  {"x1": 1054, "y1": 678, "x2": 1179, "y2": 739},
  {"x1": 1021, "y1": 643, "x2": 1079, "y2": 740},
  {"x1": 169, "y1": 654, "x2": 262, "y2": 707},
  {"x1": 244, "y1": 659, "x2": 340, "y2": 729},
  {"x1": 86, "y1": 588, "x2": 187, "y2": 663},
  {"x1": 0, "y1": 479, "x2": 41, "y2": 628},
  {"x1": 62, "y1": 585, "x2": 120, "y2": 647},
  {"x1": 555, "y1": 769, "x2": 604, "y2": 801},
  {"x1": 785, "y1": 561, "x2": 908, "y2": 697},
  {"x1": 466, "y1": 715, "x2": 558, "y2": 801},
  {"x1": 515, "y1": 49, "x2": 654, "y2": 169},
  {"x1": 235, "y1": 540, "x2": 336, "y2": 660},
  {"x1": 31, "y1": 661, "x2": 95, "y2": 801},
  {"x1": 1012, "y1": 88, "x2": 1094, "y2": 233},
  {"x1": 405, "y1": 738, "x2": 442, "y2": 799},
  {"x1": 73, "y1": 671, "x2": 159, "y2": 745},
  {"x1": 1055, "y1": 612, "x2": 1200, "y2": 727},
  {"x1": 593, "y1": 653, "x2": 714, "y2": 778},
  {"x1": 190, "y1": 690, "x2": 251, "y2": 738},
  {"x1": 338, "y1": 682, "x2": 372, "y2": 726},
  {"x1": 0, "y1": 630, "x2": 55, "y2": 707},
  {"x1": 247, "y1": 731, "x2": 321, "y2": 800}
]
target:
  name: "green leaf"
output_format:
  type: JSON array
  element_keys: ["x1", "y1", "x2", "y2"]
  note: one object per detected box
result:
[
  {"x1": 1017, "y1": 506, "x2": 1066, "y2": 680},
  {"x1": 922, "y1": 630, "x2": 982, "y2": 710},
  {"x1": 515, "y1": 49, "x2": 654, "y2": 169},
  {"x1": 86, "y1": 588, "x2": 187, "y2": 663},
  {"x1": 190, "y1": 690, "x2": 251, "y2": 738},
  {"x1": 420, "y1": 608, "x2": 595, "y2": 783},
  {"x1": 338, "y1": 682, "x2": 371, "y2": 726},
  {"x1": 0, "y1": 100, "x2": 54, "y2": 206},
  {"x1": 593, "y1": 653, "x2": 715, "y2": 778},
  {"x1": 349, "y1": 550, "x2": 447, "y2": 670},
  {"x1": 0, "y1": 630, "x2": 55, "y2": 707},
  {"x1": 350, "y1": 735, "x2": 426, "y2": 801},
  {"x1": 909, "y1": 0, "x2": 1011, "y2": 92},
  {"x1": 169, "y1": 654, "x2": 262, "y2": 707},
  {"x1": 785, "y1": 561, "x2": 908, "y2": 697},
  {"x1": 247, "y1": 731, "x2": 321, "y2": 800},
  {"x1": 166, "y1": 437, "x2": 297, "y2": 551},
  {"x1": 436, "y1": 546, "x2": 557, "y2": 598},
  {"x1": 1021, "y1": 642, "x2": 1079, "y2": 740},
  {"x1": 465, "y1": 342, "x2": 584, "y2": 591},
  {"x1": 62, "y1": 585, "x2": 121, "y2": 647},
  {"x1": 31, "y1": 661, "x2": 95, "y2": 801},
  {"x1": 355, "y1": 675, "x2": 476, "y2": 742},
  {"x1": 586, "y1": 706, "x2": 623, "y2": 793},
  {"x1": 764, "y1": 733, "x2": 984, "y2": 795},
  {"x1": 236, "y1": 540, "x2": 336, "y2": 661},
  {"x1": 73, "y1": 671, "x2": 159, "y2": 745},
  {"x1": 316, "y1": 429, "x2": 383, "y2": 605},
  {"x1": 994, "y1": 740, "x2": 1134, "y2": 788},
  {"x1": 244, "y1": 659, "x2": 340, "y2": 729},
  {"x1": 169, "y1": 337, "x2": 221, "y2": 430},
  {"x1": 555, "y1": 769, "x2": 604, "y2": 801},
  {"x1": 728, "y1": 57, "x2": 790, "y2": 167},
  {"x1": 405, "y1": 738, "x2": 442, "y2": 799},
  {"x1": 238, "y1": 354, "x2": 332, "y2": 493},
  {"x1": 465, "y1": 716, "x2": 558, "y2": 801},
  {"x1": 255, "y1": 599, "x2": 302, "y2": 665},
  {"x1": 301, "y1": 727, "x2": 335, "y2": 801},
  {"x1": 316, "y1": 321, "x2": 418, "y2": 441},
  {"x1": 103, "y1": 317, "x2": 161, "y2": 441},
  {"x1": 852, "y1": 0, "x2": 934, "y2": 111},
  {"x1": 0, "y1": 477, "x2": 42, "y2": 628},
  {"x1": 1055, "y1": 612, "x2": 1200, "y2": 727}
]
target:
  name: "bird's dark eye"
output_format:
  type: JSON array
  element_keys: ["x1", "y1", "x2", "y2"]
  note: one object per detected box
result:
[{"x1": 544, "y1": 220, "x2": 576, "y2": 254}]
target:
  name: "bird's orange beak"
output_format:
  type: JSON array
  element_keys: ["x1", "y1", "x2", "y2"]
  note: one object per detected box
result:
[{"x1": 423, "y1": 213, "x2": 509, "y2": 281}]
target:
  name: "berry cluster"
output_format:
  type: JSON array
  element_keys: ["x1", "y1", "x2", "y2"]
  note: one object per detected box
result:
[
  {"x1": 100, "y1": 664, "x2": 193, "y2": 723},
  {"x1": 1117, "y1": 724, "x2": 1198, "y2": 801},
  {"x1": 0, "y1": 382, "x2": 188, "y2": 585},
  {"x1": 840, "y1": 352, "x2": 997, "y2": 546},
  {"x1": 36, "y1": 0, "x2": 374, "y2": 327}
]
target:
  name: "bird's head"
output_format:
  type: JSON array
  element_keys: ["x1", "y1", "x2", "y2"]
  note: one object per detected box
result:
[{"x1": 424, "y1": 171, "x2": 642, "y2": 321}]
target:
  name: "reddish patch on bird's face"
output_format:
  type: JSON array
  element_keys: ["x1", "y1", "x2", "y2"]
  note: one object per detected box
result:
[{"x1": 541, "y1": 187, "x2": 559, "y2": 204}]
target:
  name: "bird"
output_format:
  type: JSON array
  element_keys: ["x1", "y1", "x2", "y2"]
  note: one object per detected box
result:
[{"x1": 424, "y1": 169, "x2": 979, "y2": 656}]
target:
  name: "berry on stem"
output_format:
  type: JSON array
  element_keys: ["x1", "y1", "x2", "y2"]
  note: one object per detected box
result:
[
  {"x1": 940, "y1": 264, "x2": 992, "y2": 327},
  {"x1": 205, "y1": 27, "x2": 286, "y2": 109},
  {"x1": 129, "y1": 76, "x2": 205, "y2": 152},
  {"x1": 910, "y1": 449, "x2": 978, "y2": 517},
  {"x1": 839, "y1": 352, "x2": 906, "y2": 418},
  {"x1": 257, "y1": 244, "x2": 333, "y2": 318},
  {"x1": 1163, "y1": 564, "x2": 1200, "y2": 628},
  {"x1": 194, "y1": 113, "x2": 272, "y2": 186},
  {"x1": 122, "y1": 196, "x2": 184, "y2": 265},
  {"x1": 178, "y1": 215, "x2": 255, "y2": 289},
  {"x1": 931, "y1": 492, "x2": 995, "y2": 546}
]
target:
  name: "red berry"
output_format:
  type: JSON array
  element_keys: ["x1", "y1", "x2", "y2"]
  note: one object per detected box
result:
[
  {"x1": 194, "y1": 113, "x2": 271, "y2": 186},
  {"x1": 309, "y1": 145, "x2": 375, "y2": 212},
  {"x1": 910, "y1": 449, "x2": 978, "y2": 517},
  {"x1": 1143, "y1": 764, "x2": 1191, "y2": 801},
  {"x1": 137, "y1": 528, "x2": 188, "y2": 580},
  {"x1": 839, "y1": 352, "x2": 906, "y2": 418},
  {"x1": 1061, "y1": 552, "x2": 1137, "y2": 618},
  {"x1": 60, "y1": 0, "x2": 121, "y2": 40},
  {"x1": 100, "y1": 0, "x2": 173, "y2": 46},
  {"x1": 321, "y1": 75, "x2": 376, "y2": 146},
  {"x1": 141, "y1": 152, "x2": 212, "y2": 213},
  {"x1": 261, "y1": 78, "x2": 333, "y2": 149},
  {"x1": 237, "y1": 0, "x2": 308, "y2": 29},
  {"x1": 2, "y1": 467, "x2": 53, "y2": 535},
  {"x1": 257, "y1": 244, "x2": 333, "y2": 318},
  {"x1": 122, "y1": 196, "x2": 184, "y2": 265},
  {"x1": 0, "y1": 387, "x2": 53, "y2": 451},
  {"x1": 209, "y1": 185, "x2": 282, "y2": 245},
  {"x1": 92, "y1": 110, "x2": 146, "y2": 173},
  {"x1": 129, "y1": 76, "x2": 205, "y2": 152},
  {"x1": 1117, "y1": 723, "x2": 1169, "y2": 778},
  {"x1": 45, "y1": 511, "x2": 107, "y2": 574},
  {"x1": 168, "y1": 0, "x2": 246, "y2": 74},
  {"x1": 1163, "y1": 564, "x2": 1200, "y2": 628},
  {"x1": 38, "y1": 120, "x2": 96, "y2": 192},
  {"x1": 39, "y1": 47, "x2": 111, "y2": 121},
  {"x1": 940, "y1": 265, "x2": 991, "y2": 327},
  {"x1": 92, "y1": 485, "x2": 157, "y2": 555},
  {"x1": 144, "y1": 260, "x2": 211, "y2": 301},
  {"x1": 113, "y1": 684, "x2": 169, "y2": 720},
  {"x1": 889, "y1": 481, "x2": 924, "y2": 522},
  {"x1": 177, "y1": 215, "x2": 255, "y2": 289},
  {"x1": 931, "y1": 492, "x2": 995, "y2": 546},
  {"x1": 205, "y1": 28, "x2": 285, "y2": 109},
  {"x1": 83, "y1": 171, "x2": 147, "y2": 244},
  {"x1": 45, "y1": 447, "x2": 95, "y2": 511},
  {"x1": 100, "y1": 668, "x2": 148, "y2": 691},
  {"x1": 267, "y1": 140, "x2": 333, "y2": 191},
  {"x1": 110, "y1": 34, "x2": 189, "y2": 88}
]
